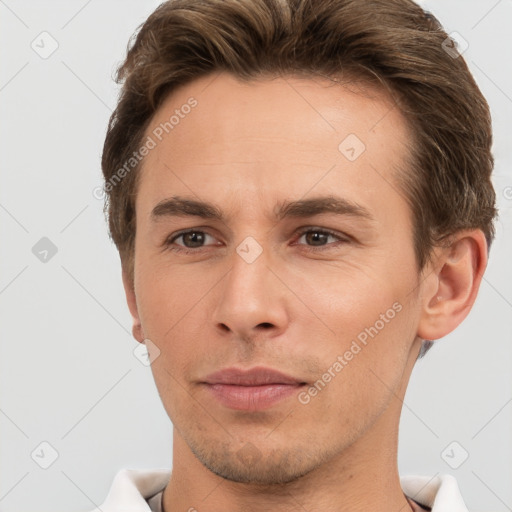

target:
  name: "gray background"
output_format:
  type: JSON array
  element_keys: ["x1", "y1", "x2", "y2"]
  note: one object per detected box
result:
[{"x1": 1, "y1": 1, "x2": 511, "y2": 510}]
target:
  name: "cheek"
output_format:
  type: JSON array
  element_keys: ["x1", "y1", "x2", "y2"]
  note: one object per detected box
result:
[
  {"x1": 135, "y1": 247, "x2": 214, "y2": 327},
  {"x1": 285, "y1": 257, "x2": 419, "y2": 389},
  {"x1": 294, "y1": 294, "x2": 416, "y2": 436},
  {"x1": 138, "y1": 270, "x2": 211, "y2": 418},
  {"x1": 134, "y1": 260, "x2": 223, "y2": 385},
  {"x1": 284, "y1": 257, "x2": 409, "y2": 333}
]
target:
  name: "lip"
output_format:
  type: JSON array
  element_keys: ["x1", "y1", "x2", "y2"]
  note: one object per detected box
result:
[
  {"x1": 202, "y1": 366, "x2": 307, "y2": 411},
  {"x1": 204, "y1": 366, "x2": 305, "y2": 386}
]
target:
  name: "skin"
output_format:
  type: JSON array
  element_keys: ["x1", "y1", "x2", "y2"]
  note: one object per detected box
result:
[{"x1": 122, "y1": 72, "x2": 487, "y2": 512}]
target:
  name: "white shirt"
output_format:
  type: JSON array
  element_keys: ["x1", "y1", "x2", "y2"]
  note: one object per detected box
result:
[{"x1": 89, "y1": 469, "x2": 469, "y2": 512}]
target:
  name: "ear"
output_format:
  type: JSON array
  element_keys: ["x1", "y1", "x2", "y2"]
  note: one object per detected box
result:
[
  {"x1": 122, "y1": 268, "x2": 145, "y2": 343},
  {"x1": 417, "y1": 229, "x2": 488, "y2": 341}
]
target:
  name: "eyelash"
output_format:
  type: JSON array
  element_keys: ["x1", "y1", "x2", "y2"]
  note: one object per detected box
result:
[{"x1": 164, "y1": 227, "x2": 350, "y2": 254}]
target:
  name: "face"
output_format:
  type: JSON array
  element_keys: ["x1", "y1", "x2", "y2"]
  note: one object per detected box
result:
[{"x1": 128, "y1": 72, "x2": 425, "y2": 484}]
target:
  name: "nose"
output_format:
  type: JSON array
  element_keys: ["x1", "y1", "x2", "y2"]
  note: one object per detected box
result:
[{"x1": 212, "y1": 246, "x2": 289, "y2": 342}]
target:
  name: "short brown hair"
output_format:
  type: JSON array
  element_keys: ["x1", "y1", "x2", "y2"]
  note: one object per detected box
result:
[{"x1": 101, "y1": 0, "x2": 497, "y2": 356}]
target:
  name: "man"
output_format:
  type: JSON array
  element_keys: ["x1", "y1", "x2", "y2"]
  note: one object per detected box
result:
[{"x1": 94, "y1": 0, "x2": 497, "y2": 510}]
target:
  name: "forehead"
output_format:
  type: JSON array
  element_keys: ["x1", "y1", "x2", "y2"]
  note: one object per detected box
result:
[
  {"x1": 138, "y1": 72, "x2": 413, "y2": 222},
  {"x1": 146, "y1": 71, "x2": 410, "y2": 151}
]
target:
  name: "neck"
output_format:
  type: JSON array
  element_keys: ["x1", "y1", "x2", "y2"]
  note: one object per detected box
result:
[{"x1": 162, "y1": 398, "x2": 412, "y2": 512}]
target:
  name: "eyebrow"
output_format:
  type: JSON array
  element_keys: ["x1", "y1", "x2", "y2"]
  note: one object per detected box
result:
[{"x1": 151, "y1": 195, "x2": 374, "y2": 223}]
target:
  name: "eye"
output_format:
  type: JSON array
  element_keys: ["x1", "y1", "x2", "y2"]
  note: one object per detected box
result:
[
  {"x1": 294, "y1": 228, "x2": 349, "y2": 249},
  {"x1": 166, "y1": 230, "x2": 218, "y2": 252},
  {"x1": 164, "y1": 227, "x2": 350, "y2": 255}
]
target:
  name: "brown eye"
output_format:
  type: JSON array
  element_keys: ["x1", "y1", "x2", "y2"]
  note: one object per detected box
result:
[
  {"x1": 168, "y1": 230, "x2": 216, "y2": 250},
  {"x1": 297, "y1": 229, "x2": 345, "y2": 248},
  {"x1": 180, "y1": 231, "x2": 206, "y2": 248},
  {"x1": 303, "y1": 231, "x2": 331, "y2": 246}
]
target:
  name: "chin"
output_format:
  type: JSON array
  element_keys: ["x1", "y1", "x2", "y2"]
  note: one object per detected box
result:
[{"x1": 189, "y1": 438, "x2": 321, "y2": 486}]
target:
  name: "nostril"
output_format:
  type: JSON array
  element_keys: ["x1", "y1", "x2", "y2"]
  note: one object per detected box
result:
[{"x1": 257, "y1": 322, "x2": 274, "y2": 329}]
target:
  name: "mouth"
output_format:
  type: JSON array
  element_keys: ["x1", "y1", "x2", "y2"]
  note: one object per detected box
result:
[{"x1": 201, "y1": 366, "x2": 308, "y2": 411}]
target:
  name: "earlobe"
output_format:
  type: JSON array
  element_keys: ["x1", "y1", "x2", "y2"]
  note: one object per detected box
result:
[
  {"x1": 417, "y1": 230, "x2": 488, "y2": 341},
  {"x1": 122, "y1": 268, "x2": 145, "y2": 343}
]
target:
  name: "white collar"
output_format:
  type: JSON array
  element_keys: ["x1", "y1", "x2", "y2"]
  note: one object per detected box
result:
[
  {"x1": 90, "y1": 469, "x2": 468, "y2": 512},
  {"x1": 400, "y1": 474, "x2": 469, "y2": 511}
]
